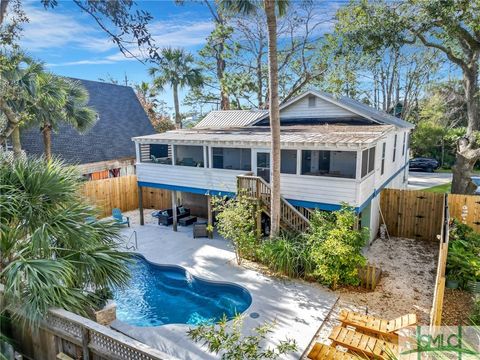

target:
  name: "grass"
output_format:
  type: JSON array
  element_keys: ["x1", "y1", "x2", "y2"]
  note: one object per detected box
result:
[
  {"x1": 423, "y1": 182, "x2": 451, "y2": 193},
  {"x1": 436, "y1": 168, "x2": 480, "y2": 174}
]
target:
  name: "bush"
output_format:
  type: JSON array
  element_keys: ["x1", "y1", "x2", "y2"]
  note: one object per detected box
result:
[
  {"x1": 187, "y1": 314, "x2": 297, "y2": 359},
  {"x1": 447, "y1": 220, "x2": 480, "y2": 288},
  {"x1": 306, "y1": 206, "x2": 368, "y2": 289},
  {"x1": 212, "y1": 193, "x2": 259, "y2": 264},
  {"x1": 258, "y1": 232, "x2": 313, "y2": 278}
]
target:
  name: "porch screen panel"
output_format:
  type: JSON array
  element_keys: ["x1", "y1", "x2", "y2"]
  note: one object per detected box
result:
[
  {"x1": 301, "y1": 150, "x2": 356, "y2": 178},
  {"x1": 281, "y1": 150, "x2": 297, "y2": 174},
  {"x1": 212, "y1": 148, "x2": 251, "y2": 171}
]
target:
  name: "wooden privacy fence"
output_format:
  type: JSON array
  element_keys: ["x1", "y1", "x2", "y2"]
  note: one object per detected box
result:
[
  {"x1": 381, "y1": 189, "x2": 480, "y2": 239},
  {"x1": 80, "y1": 175, "x2": 171, "y2": 218},
  {"x1": 430, "y1": 195, "x2": 449, "y2": 327},
  {"x1": 380, "y1": 189, "x2": 445, "y2": 241},
  {"x1": 448, "y1": 193, "x2": 480, "y2": 232}
]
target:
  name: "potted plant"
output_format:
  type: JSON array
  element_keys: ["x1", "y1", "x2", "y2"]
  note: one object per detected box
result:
[
  {"x1": 88, "y1": 288, "x2": 116, "y2": 325},
  {"x1": 445, "y1": 275, "x2": 460, "y2": 289}
]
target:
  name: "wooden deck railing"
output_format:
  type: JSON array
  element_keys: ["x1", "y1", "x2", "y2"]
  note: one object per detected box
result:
[{"x1": 237, "y1": 175, "x2": 310, "y2": 233}]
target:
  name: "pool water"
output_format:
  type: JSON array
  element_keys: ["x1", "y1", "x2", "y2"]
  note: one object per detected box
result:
[{"x1": 113, "y1": 256, "x2": 252, "y2": 327}]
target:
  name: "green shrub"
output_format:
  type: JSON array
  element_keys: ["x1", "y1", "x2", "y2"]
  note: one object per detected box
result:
[
  {"x1": 447, "y1": 220, "x2": 480, "y2": 288},
  {"x1": 212, "y1": 192, "x2": 259, "y2": 264},
  {"x1": 187, "y1": 314, "x2": 297, "y2": 359},
  {"x1": 306, "y1": 205, "x2": 368, "y2": 289},
  {"x1": 470, "y1": 298, "x2": 480, "y2": 325},
  {"x1": 258, "y1": 232, "x2": 313, "y2": 278}
]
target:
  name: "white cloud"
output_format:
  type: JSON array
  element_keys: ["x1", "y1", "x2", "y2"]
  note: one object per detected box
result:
[
  {"x1": 46, "y1": 19, "x2": 214, "y2": 67},
  {"x1": 20, "y1": 3, "x2": 117, "y2": 53}
]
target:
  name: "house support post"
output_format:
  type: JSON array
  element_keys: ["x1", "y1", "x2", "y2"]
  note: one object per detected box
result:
[
  {"x1": 138, "y1": 185, "x2": 144, "y2": 226},
  {"x1": 207, "y1": 195, "x2": 213, "y2": 239},
  {"x1": 172, "y1": 190, "x2": 178, "y2": 232}
]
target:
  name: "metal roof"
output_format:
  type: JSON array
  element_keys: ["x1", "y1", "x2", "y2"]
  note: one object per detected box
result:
[
  {"x1": 252, "y1": 89, "x2": 414, "y2": 129},
  {"x1": 194, "y1": 110, "x2": 267, "y2": 129},
  {"x1": 133, "y1": 124, "x2": 394, "y2": 149}
]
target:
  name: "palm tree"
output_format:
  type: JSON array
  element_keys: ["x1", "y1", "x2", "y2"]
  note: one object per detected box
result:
[
  {"x1": 0, "y1": 52, "x2": 44, "y2": 159},
  {"x1": 149, "y1": 47, "x2": 204, "y2": 129},
  {"x1": 0, "y1": 157, "x2": 131, "y2": 324},
  {"x1": 32, "y1": 74, "x2": 97, "y2": 160},
  {"x1": 219, "y1": 0, "x2": 289, "y2": 236}
]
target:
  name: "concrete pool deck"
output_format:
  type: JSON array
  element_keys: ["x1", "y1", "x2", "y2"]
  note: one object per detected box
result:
[{"x1": 112, "y1": 224, "x2": 337, "y2": 360}]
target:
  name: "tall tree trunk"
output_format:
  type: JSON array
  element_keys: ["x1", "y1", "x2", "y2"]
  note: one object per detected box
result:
[
  {"x1": 173, "y1": 84, "x2": 181, "y2": 129},
  {"x1": 451, "y1": 62, "x2": 480, "y2": 194},
  {"x1": 11, "y1": 126, "x2": 22, "y2": 159},
  {"x1": 0, "y1": 0, "x2": 9, "y2": 26},
  {"x1": 42, "y1": 124, "x2": 52, "y2": 161},
  {"x1": 265, "y1": 0, "x2": 281, "y2": 237}
]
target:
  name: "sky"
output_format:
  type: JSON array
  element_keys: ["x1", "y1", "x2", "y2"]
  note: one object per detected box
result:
[
  {"x1": 19, "y1": 1, "x2": 349, "y2": 112},
  {"x1": 20, "y1": 0, "x2": 218, "y2": 111}
]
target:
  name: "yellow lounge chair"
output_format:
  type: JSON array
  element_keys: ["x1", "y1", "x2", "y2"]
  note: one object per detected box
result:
[
  {"x1": 307, "y1": 343, "x2": 359, "y2": 360},
  {"x1": 329, "y1": 325, "x2": 398, "y2": 360},
  {"x1": 339, "y1": 309, "x2": 417, "y2": 341}
]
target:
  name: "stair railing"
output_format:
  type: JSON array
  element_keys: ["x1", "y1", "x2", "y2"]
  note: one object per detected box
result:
[{"x1": 237, "y1": 174, "x2": 310, "y2": 233}]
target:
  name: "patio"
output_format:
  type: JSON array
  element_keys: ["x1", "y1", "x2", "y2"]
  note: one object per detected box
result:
[{"x1": 112, "y1": 218, "x2": 337, "y2": 360}]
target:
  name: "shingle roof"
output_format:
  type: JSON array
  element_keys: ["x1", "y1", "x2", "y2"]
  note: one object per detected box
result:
[
  {"x1": 21, "y1": 78, "x2": 155, "y2": 164},
  {"x1": 134, "y1": 124, "x2": 394, "y2": 149},
  {"x1": 194, "y1": 110, "x2": 267, "y2": 129},
  {"x1": 252, "y1": 89, "x2": 414, "y2": 129}
]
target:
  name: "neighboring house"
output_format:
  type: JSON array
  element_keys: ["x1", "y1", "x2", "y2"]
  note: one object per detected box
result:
[
  {"x1": 21, "y1": 78, "x2": 155, "y2": 180},
  {"x1": 133, "y1": 90, "x2": 413, "y2": 240}
]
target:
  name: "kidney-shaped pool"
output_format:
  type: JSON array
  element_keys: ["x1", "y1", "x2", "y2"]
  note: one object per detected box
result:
[{"x1": 113, "y1": 256, "x2": 252, "y2": 327}]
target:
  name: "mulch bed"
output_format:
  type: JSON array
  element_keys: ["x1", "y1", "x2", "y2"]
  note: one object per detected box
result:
[{"x1": 442, "y1": 288, "x2": 475, "y2": 325}]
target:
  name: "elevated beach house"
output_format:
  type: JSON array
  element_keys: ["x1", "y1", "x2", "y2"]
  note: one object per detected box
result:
[{"x1": 133, "y1": 90, "x2": 413, "y2": 240}]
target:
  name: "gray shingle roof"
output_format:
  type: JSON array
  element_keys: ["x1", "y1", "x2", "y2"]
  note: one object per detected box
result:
[{"x1": 21, "y1": 78, "x2": 155, "y2": 164}]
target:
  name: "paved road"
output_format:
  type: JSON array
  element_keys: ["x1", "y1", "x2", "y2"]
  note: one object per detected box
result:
[{"x1": 408, "y1": 171, "x2": 452, "y2": 190}]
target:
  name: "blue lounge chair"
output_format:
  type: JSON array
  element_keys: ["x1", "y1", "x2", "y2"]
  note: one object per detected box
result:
[{"x1": 112, "y1": 208, "x2": 130, "y2": 227}]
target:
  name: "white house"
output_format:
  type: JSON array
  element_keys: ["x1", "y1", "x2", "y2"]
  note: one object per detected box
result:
[{"x1": 132, "y1": 90, "x2": 413, "y2": 240}]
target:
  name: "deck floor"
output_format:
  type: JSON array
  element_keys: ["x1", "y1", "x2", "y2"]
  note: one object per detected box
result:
[{"x1": 112, "y1": 221, "x2": 337, "y2": 360}]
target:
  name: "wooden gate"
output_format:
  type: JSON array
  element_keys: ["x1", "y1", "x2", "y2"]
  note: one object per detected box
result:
[{"x1": 380, "y1": 189, "x2": 445, "y2": 241}]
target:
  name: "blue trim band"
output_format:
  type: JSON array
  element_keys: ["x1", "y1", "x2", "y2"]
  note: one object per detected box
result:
[
  {"x1": 286, "y1": 199, "x2": 344, "y2": 212},
  {"x1": 137, "y1": 181, "x2": 236, "y2": 197}
]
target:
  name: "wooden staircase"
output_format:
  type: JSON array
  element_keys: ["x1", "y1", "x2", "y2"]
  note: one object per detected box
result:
[{"x1": 237, "y1": 174, "x2": 310, "y2": 233}]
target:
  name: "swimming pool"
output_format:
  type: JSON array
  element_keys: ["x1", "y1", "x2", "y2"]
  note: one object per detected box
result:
[{"x1": 113, "y1": 256, "x2": 252, "y2": 327}]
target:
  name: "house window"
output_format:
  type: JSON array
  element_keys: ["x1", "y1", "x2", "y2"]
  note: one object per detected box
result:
[
  {"x1": 402, "y1": 133, "x2": 406, "y2": 156},
  {"x1": 393, "y1": 134, "x2": 397, "y2": 162},
  {"x1": 361, "y1": 147, "x2": 376, "y2": 178},
  {"x1": 212, "y1": 147, "x2": 251, "y2": 171},
  {"x1": 381, "y1": 142, "x2": 386, "y2": 175},
  {"x1": 281, "y1": 149, "x2": 297, "y2": 174},
  {"x1": 301, "y1": 150, "x2": 356, "y2": 179},
  {"x1": 308, "y1": 96, "x2": 316, "y2": 108}
]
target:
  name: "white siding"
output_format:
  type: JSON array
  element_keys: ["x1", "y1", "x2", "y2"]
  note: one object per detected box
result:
[
  {"x1": 137, "y1": 163, "x2": 359, "y2": 206},
  {"x1": 280, "y1": 95, "x2": 357, "y2": 119},
  {"x1": 137, "y1": 163, "x2": 242, "y2": 194},
  {"x1": 281, "y1": 174, "x2": 358, "y2": 205}
]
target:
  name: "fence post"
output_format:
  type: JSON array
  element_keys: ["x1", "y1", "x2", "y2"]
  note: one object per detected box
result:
[{"x1": 81, "y1": 327, "x2": 90, "y2": 360}]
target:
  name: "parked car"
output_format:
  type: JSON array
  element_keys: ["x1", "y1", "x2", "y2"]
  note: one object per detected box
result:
[
  {"x1": 472, "y1": 176, "x2": 480, "y2": 195},
  {"x1": 409, "y1": 158, "x2": 439, "y2": 172}
]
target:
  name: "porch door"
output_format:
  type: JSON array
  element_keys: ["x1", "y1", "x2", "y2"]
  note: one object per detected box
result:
[{"x1": 256, "y1": 151, "x2": 270, "y2": 183}]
